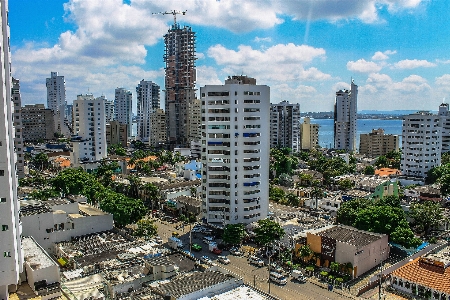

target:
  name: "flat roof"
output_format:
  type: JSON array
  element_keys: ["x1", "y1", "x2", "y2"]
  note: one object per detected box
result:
[
  {"x1": 22, "y1": 236, "x2": 57, "y2": 270},
  {"x1": 316, "y1": 225, "x2": 385, "y2": 248},
  {"x1": 198, "y1": 285, "x2": 276, "y2": 300},
  {"x1": 79, "y1": 203, "x2": 108, "y2": 216}
]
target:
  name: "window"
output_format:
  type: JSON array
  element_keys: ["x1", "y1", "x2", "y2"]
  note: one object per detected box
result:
[
  {"x1": 2, "y1": 225, "x2": 8, "y2": 231},
  {"x1": 0, "y1": 198, "x2": 6, "y2": 203},
  {"x1": 0, "y1": 170, "x2": 4, "y2": 176},
  {"x1": 4, "y1": 252, "x2": 11, "y2": 257}
]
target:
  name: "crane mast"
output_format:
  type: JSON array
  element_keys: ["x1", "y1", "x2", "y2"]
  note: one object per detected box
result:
[{"x1": 152, "y1": 10, "x2": 187, "y2": 26}]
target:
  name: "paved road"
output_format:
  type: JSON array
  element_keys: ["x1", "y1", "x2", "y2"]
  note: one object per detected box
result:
[{"x1": 154, "y1": 218, "x2": 350, "y2": 300}]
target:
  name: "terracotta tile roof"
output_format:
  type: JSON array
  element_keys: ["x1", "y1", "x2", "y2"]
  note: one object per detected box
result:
[
  {"x1": 125, "y1": 156, "x2": 157, "y2": 169},
  {"x1": 375, "y1": 168, "x2": 400, "y2": 177},
  {"x1": 392, "y1": 257, "x2": 450, "y2": 294}
]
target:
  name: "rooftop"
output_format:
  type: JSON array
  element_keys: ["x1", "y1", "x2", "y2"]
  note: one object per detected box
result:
[
  {"x1": 197, "y1": 285, "x2": 277, "y2": 300},
  {"x1": 22, "y1": 236, "x2": 57, "y2": 270},
  {"x1": 316, "y1": 225, "x2": 385, "y2": 248},
  {"x1": 79, "y1": 203, "x2": 108, "y2": 216}
]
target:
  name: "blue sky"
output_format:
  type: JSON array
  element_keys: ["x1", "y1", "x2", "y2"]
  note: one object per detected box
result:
[{"x1": 8, "y1": 0, "x2": 450, "y2": 112}]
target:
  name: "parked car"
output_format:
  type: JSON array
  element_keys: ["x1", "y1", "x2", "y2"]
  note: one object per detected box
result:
[
  {"x1": 217, "y1": 255, "x2": 231, "y2": 264},
  {"x1": 291, "y1": 270, "x2": 306, "y2": 283},
  {"x1": 203, "y1": 236, "x2": 214, "y2": 244},
  {"x1": 270, "y1": 263, "x2": 283, "y2": 273},
  {"x1": 229, "y1": 247, "x2": 243, "y2": 256},
  {"x1": 248, "y1": 255, "x2": 264, "y2": 267},
  {"x1": 269, "y1": 272, "x2": 287, "y2": 285},
  {"x1": 154, "y1": 236, "x2": 163, "y2": 244},
  {"x1": 192, "y1": 244, "x2": 202, "y2": 251},
  {"x1": 200, "y1": 255, "x2": 213, "y2": 264}
]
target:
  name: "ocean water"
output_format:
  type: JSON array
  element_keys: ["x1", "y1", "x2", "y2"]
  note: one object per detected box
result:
[{"x1": 312, "y1": 118, "x2": 403, "y2": 149}]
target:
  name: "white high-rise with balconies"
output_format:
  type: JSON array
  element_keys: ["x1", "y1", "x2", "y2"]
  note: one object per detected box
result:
[
  {"x1": 71, "y1": 94, "x2": 107, "y2": 166},
  {"x1": 270, "y1": 100, "x2": 301, "y2": 152},
  {"x1": 201, "y1": 76, "x2": 270, "y2": 226},
  {"x1": 401, "y1": 111, "x2": 441, "y2": 178},
  {"x1": 0, "y1": 1, "x2": 24, "y2": 298},
  {"x1": 136, "y1": 80, "x2": 160, "y2": 142},
  {"x1": 114, "y1": 88, "x2": 132, "y2": 138},
  {"x1": 334, "y1": 80, "x2": 357, "y2": 152}
]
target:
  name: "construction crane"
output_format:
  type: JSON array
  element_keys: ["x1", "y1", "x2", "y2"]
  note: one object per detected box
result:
[{"x1": 152, "y1": 10, "x2": 187, "y2": 26}]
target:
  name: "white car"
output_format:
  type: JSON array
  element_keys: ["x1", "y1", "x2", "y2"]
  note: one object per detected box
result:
[
  {"x1": 217, "y1": 255, "x2": 230, "y2": 264},
  {"x1": 248, "y1": 255, "x2": 264, "y2": 267},
  {"x1": 229, "y1": 247, "x2": 242, "y2": 256},
  {"x1": 270, "y1": 272, "x2": 287, "y2": 285},
  {"x1": 200, "y1": 255, "x2": 213, "y2": 264}
]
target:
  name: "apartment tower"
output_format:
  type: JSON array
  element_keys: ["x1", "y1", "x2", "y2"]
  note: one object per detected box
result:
[
  {"x1": 438, "y1": 103, "x2": 450, "y2": 153},
  {"x1": 0, "y1": 0, "x2": 24, "y2": 297},
  {"x1": 359, "y1": 129, "x2": 399, "y2": 158},
  {"x1": 164, "y1": 22, "x2": 196, "y2": 149},
  {"x1": 270, "y1": 100, "x2": 301, "y2": 152},
  {"x1": 136, "y1": 80, "x2": 160, "y2": 143},
  {"x1": 300, "y1": 117, "x2": 319, "y2": 150},
  {"x1": 12, "y1": 78, "x2": 24, "y2": 178},
  {"x1": 114, "y1": 88, "x2": 132, "y2": 138},
  {"x1": 334, "y1": 80, "x2": 358, "y2": 151},
  {"x1": 46, "y1": 71, "x2": 67, "y2": 136},
  {"x1": 201, "y1": 75, "x2": 270, "y2": 225}
]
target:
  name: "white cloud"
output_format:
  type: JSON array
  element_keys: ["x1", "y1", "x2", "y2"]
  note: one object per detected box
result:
[
  {"x1": 392, "y1": 59, "x2": 437, "y2": 69},
  {"x1": 254, "y1": 37, "x2": 272, "y2": 43},
  {"x1": 347, "y1": 59, "x2": 382, "y2": 73},
  {"x1": 435, "y1": 74, "x2": 450, "y2": 94},
  {"x1": 372, "y1": 50, "x2": 397, "y2": 60},
  {"x1": 436, "y1": 59, "x2": 450, "y2": 64}
]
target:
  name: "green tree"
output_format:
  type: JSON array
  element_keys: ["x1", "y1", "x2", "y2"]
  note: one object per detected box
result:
[
  {"x1": 441, "y1": 152, "x2": 450, "y2": 165},
  {"x1": 32, "y1": 152, "x2": 50, "y2": 171},
  {"x1": 253, "y1": 219, "x2": 285, "y2": 246},
  {"x1": 269, "y1": 185, "x2": 285, "y2": 203},
  {"x1": 28, "y1": 188, "x2": 59, "y2": 200},
  {"x1": 390, "y1": 226, "x2": 422, "y2": 248},
  {"x1": 51, "y1": 168, "x2": 97, "y2": 196},
  {"x1": 222, "y1": 223, "x2": 246, "y2": 246},
  {"x1": 338, "y1": 178, "x2": 354, "y2": 191},
  {"x1": 297, "y1": 244, "x2": 313, "y2": 263},
  {"x1": 142, "y1": 183, "x2": 159, "y2": 209},
  {"x1": 336, "y1": 198, "x2": 372, "y2": 226},
  {"x1": 376, "y1": 195, "x2": 401, "y2": 208},
  {"x1": 363, "y1": 165, "x2": 375, "y2": 175},
  {"x1": 374, "y1": 156, "x2": 388, "y2": 168},
  {"x1": 286, "y1": 193, "x2": 300, "y2": 207},
  {"x1": 99, "y1": 190, "x2": 146, "y2": 228},
  {"x1": 408, "y1": 201, "x2": 445, "y2": 236},
  {"x1": 134, "y1": 219, "x2": 158, "y2": 238}
]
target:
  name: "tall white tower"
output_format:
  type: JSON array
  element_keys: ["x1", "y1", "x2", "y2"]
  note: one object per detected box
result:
[
  {"x1": 201, "y1": 76, "x2": 270, "y2": 226},
  {"x1": 0, "y1": 0, "x2": 24, "y2": 298},
  {"x1": 136, "y1": 80, "x2": 160, "y2": 142},
  {"x1": 334, "y1": 81, "x2": 357, "y2": 151},
  {"x1": 71, "y1": 94, "x2": 107, "y2": 166},
  {"x1": 46, "y1": 71, "x2": 67, "y2": 135},
  {"x1": 114, "y1": 88, "x2": 132, "y2": 138}
]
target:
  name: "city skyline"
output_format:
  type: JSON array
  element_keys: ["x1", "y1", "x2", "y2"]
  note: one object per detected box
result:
[{"x1": 9, "y1": 0, "x2": 450, "y2": 112}]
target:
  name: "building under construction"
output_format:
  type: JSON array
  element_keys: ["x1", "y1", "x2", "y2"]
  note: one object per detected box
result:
[{"x1": 164, "y1": 21, "x2": 196, "y2": 149}]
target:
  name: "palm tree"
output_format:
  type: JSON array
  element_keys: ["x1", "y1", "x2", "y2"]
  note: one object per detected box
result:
[{"x1": 311, "y1": 187, "x2": 323, "y2": 211}]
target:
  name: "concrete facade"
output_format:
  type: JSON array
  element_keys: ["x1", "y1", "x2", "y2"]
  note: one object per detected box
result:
[
  {"x1": 359, "y1": 128, "x2": 399, "y2": 158},
  {"x1": 106, "y1": 120, "x2": 127, "y2": 148},
  {"x1": 334, "y1": 81, "x2": 357, "y2": 152},
  {"x1": 301, "y1": 117, "x2": 319, "y2": 150},
  {"x1": 270, "y1": 100, "x2": 301, "y2": 152},
  {"x1": 114, "y1": 88, "x2": 132, "y2": 138},
  {"x1": 136, "y1": 80, "x2": 160, "y2": 142},
  {"x1": 21, "y1": 104, "x2": 55, "y2": 141},
  {"x1": 12, "y1": 78, "x2": 24, "y2": 178}
]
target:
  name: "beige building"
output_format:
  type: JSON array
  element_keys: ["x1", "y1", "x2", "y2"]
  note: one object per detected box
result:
[
  {"x1": 301, "y1": 117, "x2": 319, "y2": 150},
  {"x1": 106, "y1": 120, "x2": 127, "y2": 148},
  {"x1": 187, "y1": 98, "x2": 201, "y2": 143},
  {"x1": 150, "y1": 108, "x2": 166, "y2": 148},
  {"x1": 359, "y1": 128, "x2": 399, "y2": 157},
  {"x1": 21, "y1": 104, "x2": 56, "y2": 141}
]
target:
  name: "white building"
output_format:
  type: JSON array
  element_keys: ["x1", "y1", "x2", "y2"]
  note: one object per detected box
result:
[
  {"x1": 105, "y1": 98, "x2": 114, "y2": 122},
  {"x1": 150, "y1": 108, "x2": 166, "y2": 148},
  {"x1": 200, "y1": 75, "x2": 270, "y2": 225},
  {"x1": 401, "y1": 111, "x2": 441, "y2": 178},
  {"x1": 334, "y1": 81, "x2": 357, "y2": 152},
  {"x1": 136, "y1": 80, "x2": 160, "y2": 142},
  {"x1": 71, "y1": 94, "x2": 107, "y2": 166},
  {"x1": 46, "y1": 72, "x2": 68, "y2": 136},
  {"x1": 12, "y1": 78, "x2": 25, "y2": 178},
  {"x1": 114, "y1": 88, "x2": 132, "y2": 138},
  {"x1": 438, "y1": 103, "x2": 450, "y2": 153},
  {"x1": 270, "y1": 100, "x2": 301, "y2": 152},
  {"x1": 0, "y1": 1, "x2": 24, "y2": 297}
]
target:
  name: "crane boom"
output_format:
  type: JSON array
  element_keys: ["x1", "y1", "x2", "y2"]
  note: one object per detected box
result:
[{"x1": 152, "y1": 10, "x2": 187, "y2": 25}]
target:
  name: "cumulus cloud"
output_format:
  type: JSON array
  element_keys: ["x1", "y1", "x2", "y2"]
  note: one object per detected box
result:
[
  {"x1": 392, "y1": 59, "x2": 437, "y2": 69},
  {"x1": 254, "y1": 37, "x2": 272, "y2": 43},
  {"x1": 347, "y1": 59, "x2": 382, "y2": 73},
  {"x1": 435, "y1": 74, "x2": 450, "y2": 94},
  {"x1": 372, "y1": 50, "x2": 396, "y2": 60}
]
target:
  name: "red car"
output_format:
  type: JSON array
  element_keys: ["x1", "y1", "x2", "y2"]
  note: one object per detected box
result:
[{"x1": 212, "y1": 248, "x2": 222, "y2": 255}]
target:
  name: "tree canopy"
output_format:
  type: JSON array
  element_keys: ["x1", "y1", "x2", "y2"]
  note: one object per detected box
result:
[
  {"x1": 408, "y1": 201, "x2": 445, "y2": 236},
  {"x1": 253, "y1": 219, "x2": 285, "y2": 246},
  {"x1": 222, "y1": 223, "x2": 246, "y2": 246}
]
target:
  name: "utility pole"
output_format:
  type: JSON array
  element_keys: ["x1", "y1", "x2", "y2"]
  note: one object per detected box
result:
[{"x1": 189, "y1": 222, "x2": 192, "y2": 253}]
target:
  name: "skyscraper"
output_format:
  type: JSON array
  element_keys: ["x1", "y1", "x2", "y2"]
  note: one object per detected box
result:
[
  {"x1": 164, "y1": 22, "x2": 196, "y2": 149},
  {"x1": 334, "y1": 80, "x2": 357, "y2": 151},
  {"x1": 0, "y1": 1, "x2": 24, "y2": 297},
  {"x1": 201, "y1": 76, "x2": 270, "y2": 225},
  {"x1": 46, "y1": 71, "x2": 67, "y2": 136},
  {"x1": 114, "y1": 88, "x2": 132, "y2": 138},
  {"x1": 136, "y1": 80, "x2": 160, "y2": 142},
  {"x1": 12, "y1": 78, "x2": 24, "y2": 178},
  {"x1": 270, "y1": 100, "x2": 301, "y2": 152},
  {"x1": 301, "y1": 117, "x2": 319, "y2": 150}
]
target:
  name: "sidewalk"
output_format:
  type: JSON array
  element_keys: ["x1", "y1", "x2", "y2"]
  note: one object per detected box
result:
[{"x1": 307, "y1": 276, "x2": 356, "y2": 299}]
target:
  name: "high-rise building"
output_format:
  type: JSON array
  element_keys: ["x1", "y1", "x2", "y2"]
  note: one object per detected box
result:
[
  {"x1": 438, "y1": 103, "x2": 450, "y2": 154},
  {"x1": 0, "y1": 0, "x2": 24, "y2": 297},
  {"x1": 300, "y1": 117, "x2": 319, "y2": 150},
  {"x1": 270, "y1": 100, "x2": 301, "y2": 152},
  {"x1": 71, "y1": 94, "x2": 107, "y2": 166},
  {"x1": 12, "y1": 78, "x2": 24, "y2": 178},
  {"x1": 150, "y1": 108, "x2": 166, "y2": 149},
  {"x1": 359, "y1": 129, "x2": 399, "y2": 158},
  {"x1": 114, "y1": 88, "x2": 132, "y2": 138},
  {"x1": 401, "y1": 111, "x2": 441, "y2": 178},
  {"x1": 164, "y1": 22, "x2": 196, "y2": 148},
  {"x1": 65, "y1": 104, "x2": 73, "y2": 128},
  {"x1": 105, "y1": 99, "x2": 114, "y2": 122},
  {"x1": 136, "y1": 80, "x2": 160, "y2": 142},
  {"x1": 334, "y1": 80, "x2": 357, "y2": 151},
  {"x1": 46, "y1": 71, "x2": 67, "y2": 135},
  {"x1": 200, "y1": 76, "x2": 270, "y2": 225},
  {"x1": 187, "y1": 99, "x2": 201, "y2": 143},
  {"x1": 21, "y1": 104, "x2": 55, "y2": 141},
  {"x1": 106, "y1": 120, "x2": 127, "y2": 148}
]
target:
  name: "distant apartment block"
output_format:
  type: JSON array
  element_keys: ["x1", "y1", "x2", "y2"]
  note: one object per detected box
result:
[
  {"x1": 46, "y1": 71, "x2": 68, "y2": 135},
  {"x1": 114, "y1": 88, "x2": 132, "y2": 138},
  {"x1": 438, "y1": 103, "x2": 450, "y2": 153},
  {"x1": 401, "y1": 111, "x2": 441, "y2": 178},
  {"x1": 334, "y1": 81, "x2": 357, "y2": 151},
  {"x1": 201, "y1": 75, "x2": 270, "y2": 225},
  {"x1": 105, "y1": 98, "x2": 114, "y2": 122},
  {"x1": 21, "y1": 104, "x2": 56, "y2": 141},
  {"x1": 150, "y1": 108, "x2": 166, "y2": 148},
  {"x1": 301, "y1": 117, "x2": 319, "y2": 150},
  {"x1": 359, "y1": 128, "x2": 399, "y2": 158},
  {"x1": 12, "y1": 78, "x2": 25, "y2": 178},
  {"x1": 136, "y1": 80, "x2": 160, "y2": 142},
  {"x1": 106, "y1": 120, "x2": 127, "y2": 148},
  {"x1": 71, "y1": 94, "x2": 107, "y2": 166},
  {"x1": 270, "y1": 100, "x2": 301, "y2": 152},
  {"x1": 187, "y1": 98, "x2": 201, "y2": 143}
]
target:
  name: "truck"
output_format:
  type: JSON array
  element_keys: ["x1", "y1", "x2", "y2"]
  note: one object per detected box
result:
[
  {"x1": 208, "y1": 242, "x2": 222, "y2": 254},
  {"x1": 168, "y1": 237, "x2": 183, "y2": 250}
]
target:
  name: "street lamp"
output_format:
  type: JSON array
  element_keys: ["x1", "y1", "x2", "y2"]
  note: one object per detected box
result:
[{"x1": 377, "y1": 251, "x2": 386, "y2": 300}]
